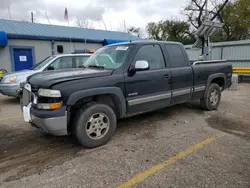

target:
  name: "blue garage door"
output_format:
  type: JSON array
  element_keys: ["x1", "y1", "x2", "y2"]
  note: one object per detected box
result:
[{"x1": 13, "y1": 48, "x2": 33, "y2": 71}]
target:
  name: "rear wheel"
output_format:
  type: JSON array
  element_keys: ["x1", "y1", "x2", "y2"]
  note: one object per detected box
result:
[
  {"x1": 73, "y1": 103, "x2": 117, "y2": 148},
  {"x1": 200, "y1": 83, "x2": 221, "y2": 111}
]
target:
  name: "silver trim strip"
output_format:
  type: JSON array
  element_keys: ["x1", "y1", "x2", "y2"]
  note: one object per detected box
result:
[
  {"x1": 128, "y1": 85, "x2": 206, "y2": 106},
  {"x1": 128, "y1": 92, "x2": 171, "y2": 106},
  {"x1": 194, "y1": 86, "x2": 206, "y2": 92},
  {"x1": 172, "y1": 88, "x2": 191, "y2": 97}
]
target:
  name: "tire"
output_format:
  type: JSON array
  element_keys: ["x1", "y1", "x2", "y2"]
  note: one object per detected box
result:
[
  {"x1": 200, "y1": 83, "x2": 221, "y2": 111},
  {"x1": 73, "y1": 103, "x2": 117, "y2": 148}
]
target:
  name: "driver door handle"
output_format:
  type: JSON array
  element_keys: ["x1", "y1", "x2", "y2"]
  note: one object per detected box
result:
[{"x1": 164, "y1": 74, "x2": 170, "y2": 79}]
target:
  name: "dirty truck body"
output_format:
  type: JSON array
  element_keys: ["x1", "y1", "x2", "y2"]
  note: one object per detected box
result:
[{"x1": 21, "y1": 41, "x2": 232, "y2": 148}]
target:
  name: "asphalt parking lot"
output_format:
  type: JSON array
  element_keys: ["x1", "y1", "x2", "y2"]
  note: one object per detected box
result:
[{"x1": 0, "y1": 84, "x2": 250, "y2": 188}]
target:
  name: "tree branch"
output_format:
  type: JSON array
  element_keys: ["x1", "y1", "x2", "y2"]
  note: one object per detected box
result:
[
  {"x1": 210, "y1": 0, "x2": 229, "y2": 21},
  {"x1": 187, "y1": 14, "x2": 198, "y2": 28},
  {"x1": 197, "y1": 0, "x2": 207, "y2": 26},
  {"x1": 192, "y1": 0, "x2": 202, "y2": 9}
]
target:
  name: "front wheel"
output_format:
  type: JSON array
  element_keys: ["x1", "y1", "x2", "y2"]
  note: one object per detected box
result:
[
  {"x1": 73, "y1": 103, "x2": 117, "y2": 148},
  {"x1": 200, "y1": 83, "x2": 221, "y2": 111}
]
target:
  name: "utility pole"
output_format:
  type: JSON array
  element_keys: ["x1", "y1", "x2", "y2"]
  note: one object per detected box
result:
[
  {"x1": 205, "y1": 0, "x2": 208, "y2": 20},
  {"x1": 8, "y1": 6, "x2": 12, "y2": 20},
  {"x1": 31, "y1": 12, "x2": 34, "y2": 23}
]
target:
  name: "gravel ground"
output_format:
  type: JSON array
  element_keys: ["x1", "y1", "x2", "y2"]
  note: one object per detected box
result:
[{"x1": 0, "y1": 84, "x2": 249, "y2": 188}]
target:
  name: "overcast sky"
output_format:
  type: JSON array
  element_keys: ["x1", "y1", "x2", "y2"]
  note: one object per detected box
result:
[{"x1": 1, "y1": 0, "x2": 185, "y2": 33}]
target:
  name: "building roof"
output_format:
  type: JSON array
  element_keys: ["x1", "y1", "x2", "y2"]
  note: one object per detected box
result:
[{"x1": 0, "y1": 19, "x2": 139, "y2": 43}]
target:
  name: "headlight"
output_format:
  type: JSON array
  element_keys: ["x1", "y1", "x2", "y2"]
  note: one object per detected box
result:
[
  {"x1": 38, "y1": 88, "x2": 61, "y2": 97},
  {"x1": 2, "y1": 76, "x2": 17, "y2": 83}
]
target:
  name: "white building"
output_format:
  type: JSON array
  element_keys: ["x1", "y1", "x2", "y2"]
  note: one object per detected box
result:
[{"x1": 0, "y1": 19, "x2": 138, "y2": 72}]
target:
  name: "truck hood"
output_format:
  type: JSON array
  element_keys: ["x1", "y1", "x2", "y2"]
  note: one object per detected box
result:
[{"x1": 28, "y1": 68, "x2": 112, "y2": 88}]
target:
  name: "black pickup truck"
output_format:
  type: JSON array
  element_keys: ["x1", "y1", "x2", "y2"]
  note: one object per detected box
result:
[{"x1": 21, "y1": 41, "x2": 232, "y2": 148}]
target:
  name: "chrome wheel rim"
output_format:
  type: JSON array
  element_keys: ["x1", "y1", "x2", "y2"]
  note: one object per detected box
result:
[
  {"x1": 210, "y1": 89, "x2": 219, "y2": 105},
  {"x1": 85, "y1": 113, "x2": 110, "y2": 140}
]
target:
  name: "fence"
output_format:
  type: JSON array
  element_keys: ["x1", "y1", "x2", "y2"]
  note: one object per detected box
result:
[{"x1": 185, "y1": 40, "x2": 250, "y2": 68}]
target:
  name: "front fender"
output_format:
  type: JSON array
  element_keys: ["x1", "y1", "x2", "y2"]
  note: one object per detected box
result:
[{"x1": 67, "y1": 87, "x2": 126, "y2": 117}]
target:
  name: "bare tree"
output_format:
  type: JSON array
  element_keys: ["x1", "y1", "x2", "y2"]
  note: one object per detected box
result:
[
  {"x1": 127, "y1": 26, "x2": 143, "y2": 37},
  {"x1": 75, "y1": 17, "x2": 94, "y2": 29},
  {"x1": 184, "y1": 0, "x2": 230, "y2": 29}
]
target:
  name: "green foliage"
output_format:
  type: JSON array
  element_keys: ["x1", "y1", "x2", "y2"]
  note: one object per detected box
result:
[
  {"x1": 146, "y1": 20, "x2": 195, "y2": 45},
  {"x1": 218, "y1": 0, "x2": 250, "y2": 41},
  {"x1": 146, "y1": 0, "x2": 250, "y2": 44}
]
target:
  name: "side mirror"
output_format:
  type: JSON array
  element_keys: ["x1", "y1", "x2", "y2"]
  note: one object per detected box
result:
[
  {"x1": 47, "y1": 66, "x2": 54, "y2": 71},
  {"x1": 135, "y1": 60, "x2": 149, "y2": 71}
]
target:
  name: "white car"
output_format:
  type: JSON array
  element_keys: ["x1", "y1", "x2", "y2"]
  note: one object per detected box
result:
[{"x1": 0, "y1": 53, "x2": 92, "y2": 97}]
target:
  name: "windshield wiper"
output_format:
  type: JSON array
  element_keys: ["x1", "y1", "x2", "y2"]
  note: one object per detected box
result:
[
  {"x1": 88, "y1": 65, "x2": 105, "y2": 70},
  {"x1": 78, "y1": 65, "x2": 86, "y2": 68}
]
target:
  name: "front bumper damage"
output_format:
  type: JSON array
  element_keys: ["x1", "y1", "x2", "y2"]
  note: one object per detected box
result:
[
  {"x1": 22, "y1": 83, "x2": 68, "y2": 136},
  {"x1": 30, "y1": 107, "x2": 68, "y2": 136}
]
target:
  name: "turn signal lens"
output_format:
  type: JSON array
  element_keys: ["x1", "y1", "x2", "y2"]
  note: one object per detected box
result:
[
  {"x1": 89, "y1": 49, "x2": 95, "y2": 53},
  {"x1": 37, "y1": 102, "x2": 63, "y2": 110},
  {"x1": 49, "y1": 102, "x2": 63, "y2": 109}
]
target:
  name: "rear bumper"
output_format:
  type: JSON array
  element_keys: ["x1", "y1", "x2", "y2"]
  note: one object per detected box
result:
[
  {"x1": 0, "y1": 83, "x2": 20, "y2": 97},
  {"x1": 30, "y1": 106, "x2": 68, "y2": 136}
]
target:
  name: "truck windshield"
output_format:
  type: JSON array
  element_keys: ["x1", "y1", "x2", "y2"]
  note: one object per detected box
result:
[
  {"x1": 31, "y1": 56, "x2": 56, "y2": 70},
  {"x1": 83, "y1": 45, "x2": 131, "y2": 70}
]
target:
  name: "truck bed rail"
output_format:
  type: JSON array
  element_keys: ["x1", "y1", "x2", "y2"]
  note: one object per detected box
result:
[{"x1": 192, "y1": 60, "x2": 227, "y2": 65}]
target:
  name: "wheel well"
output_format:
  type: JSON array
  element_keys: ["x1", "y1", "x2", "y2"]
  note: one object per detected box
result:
[
  {"x1": 211, "y1": 77, "x2": 225, "y2": 88},
  {"x1": 67, "y1": 94, "x2": 121, "y2": 133}
]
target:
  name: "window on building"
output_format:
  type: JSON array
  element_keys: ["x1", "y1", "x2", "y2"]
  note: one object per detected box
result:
[{"x1": 57, "y1": 45, "x2": 64, "y2": 53}]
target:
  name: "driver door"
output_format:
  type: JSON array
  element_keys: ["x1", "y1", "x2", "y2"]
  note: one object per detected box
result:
[{"x1": 125, "y1": 44, "x2": 172, "y2": 114}]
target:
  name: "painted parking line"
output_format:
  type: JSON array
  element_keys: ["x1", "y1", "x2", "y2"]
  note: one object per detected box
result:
[
  {"x1": 0, "y1": 115, "x2": 22, "y2": 121},
  {"x1": 117, "y1": 133, "x2": 225, "y2": 188}
]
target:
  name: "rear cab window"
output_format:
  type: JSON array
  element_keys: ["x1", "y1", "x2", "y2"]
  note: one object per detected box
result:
[{"x1": 165, "y1": 44, "x2": 188, "y2": 68}]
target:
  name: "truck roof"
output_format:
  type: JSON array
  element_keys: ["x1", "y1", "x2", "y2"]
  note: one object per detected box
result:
[{"x1": 107, "y1": 40, "x2": 183, "y2": 46}]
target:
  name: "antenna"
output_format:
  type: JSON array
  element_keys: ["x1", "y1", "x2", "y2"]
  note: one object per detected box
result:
[
  {"x1": 45, "y1": 12, "x2": 51, "y2": 24},
  {"x1": 101, "y1": 19, "x2": 107, "y2": 30},
  {"x1": 8, "y1": 6, "x2": 12, "y2": 20}
]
